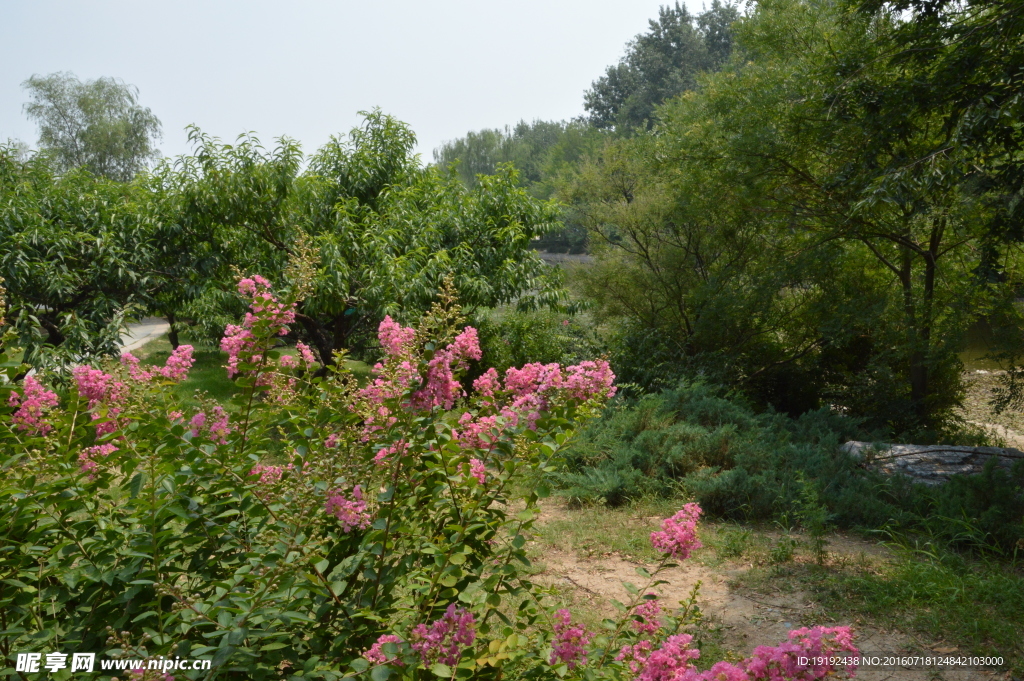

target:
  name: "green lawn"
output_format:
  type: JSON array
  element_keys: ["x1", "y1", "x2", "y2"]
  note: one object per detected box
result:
[{"x1": 133, "y1": 334, "x2": 372, "y2": 410}]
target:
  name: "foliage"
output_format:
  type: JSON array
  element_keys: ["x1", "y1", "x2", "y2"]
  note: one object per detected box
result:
[
  {"x1": 555, "y1": 382, "x2": 1024, "y2": 554},
  {"x1": 567, "y1": 0, "x2": 1024, "y2": 432},
  {"x1": 433, "y1": 120, "x2": 605, "y2": 254},
  {"x1": 22, "y1": 72, "x2": 162, "y2": 181},
  {"x1": 0, "y1": 146, "x2": 157, "y2": 368},
  {"x1": 583, "y1": 1, "x2": 740, "y2": 131},
  {"x1": 0, "y1": 278, "x2": 864, "y2": 680},
  {"x1": 473, "y1": 309, "x2": 601, "y2": 380},
  {"x1": 156, "y1": 111, "x2": 566, "y2": 365}
]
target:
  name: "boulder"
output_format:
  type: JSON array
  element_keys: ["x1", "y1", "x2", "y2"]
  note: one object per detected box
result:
[{"x1": 839, "y1": 441, "x2": 1024, "y2": 486}]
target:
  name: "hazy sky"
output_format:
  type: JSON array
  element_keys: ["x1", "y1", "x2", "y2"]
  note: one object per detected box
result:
[{"x1": 1, "y1": 0, "x2": 695, "y2": 163}]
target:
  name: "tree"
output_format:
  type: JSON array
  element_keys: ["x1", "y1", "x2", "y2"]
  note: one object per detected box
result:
[
  {"x1": 583, "y1": 1, "x2": 740, "y2": 132},
  {"x1": 159, "y1": 111, "x2": 567, "y2": 365},
  {"x1": 22, "y1": 72, "x2": 161, "y2": 182},
  {"x1": 0, "y1": 146, "x2": 158, "y2": 368},
  {"x1": 571, "y1": 0, "x2": 1024, "y2": 432}
]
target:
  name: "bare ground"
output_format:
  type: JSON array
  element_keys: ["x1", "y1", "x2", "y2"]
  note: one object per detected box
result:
[{"x1": 529, "y1": 503, "x2": 1007, "y2": 681}]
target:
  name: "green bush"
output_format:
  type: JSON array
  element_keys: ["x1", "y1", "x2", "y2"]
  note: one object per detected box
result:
[{"x1": 555, "y1": 381, "x2": 1024, "y2": 553}]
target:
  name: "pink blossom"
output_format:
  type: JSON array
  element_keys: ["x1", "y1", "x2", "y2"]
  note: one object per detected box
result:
[
  {"x1": 158, "y1": 344, "x2": 194, "y2": 380},
  {"x1": 325, "y1": 433, "x2": 340, "y2": 448},
  {"x1": 633, "y1": 596, "x2": 662, "y2": 635},
  {"x1": 650, "y1": 504, "x2": 702, "y2": 561},
  {"x1": 365, "y1": 634, "x2": 404, "y2": 667},
  {"x1": 564, "y1": 360, "x2": 617, "y2": 400},
  {"x1": 221, "y1": 324, "x2": 256, "y2": 379},
  {"x1": 207, "y1": 406, "x2": 231, "y2": 444},
  {"x1": 549, "y1": 609, "x2": 592, "y2": 670},
  {"x1": 120, "y1": 352, "x2": 152, "y2": 381},
  {"x1": 453, "y1": 412, "x2": 500, "y2": 450},
  {"x1": 374, "y1": 440, "x2": 407, "y2": 466},
  {"x1": 326, "y1": 485, "x2": 372, "y2": 532},
  {"x1": 410, "y1": 604, "x2": 477, "y2": 666},
  {"x1": 78, "y1": 443, "x2": 117, "y2": 475},
  {"x1": 221, "y1": 276, "x2": 295, "y2": 380},
  {"x1": 616, "y1": 640, "x2": 654, "y2": 675},
  {"x1": 378, "y1": 316, "x2": 417, "y2": 358},
  {"x1": 296, "y1": 341, "x2": 316, "y2": 365},
  {"x1": 449, "y1": 327, "x2": 482, "y2": 365},
  {"x1": 249, "y1": 463, "x2": 293, "y2": 484},
  {"x1": 279, "y1": 354, "x2": 298, "y2": 369},
  {"x1": 188, "y1": 412, "x2": 206, "y2": 437},
  {"x1": 469, "y1": 458, "x2": 487, "y2": 484},
  {"x1": 472, "y1": 368, "x2": 500, "y2": 397},
  {"x1": 8, "y1": 376, "x2": 59, "y2": 435},
  {"x1": 188, "y1": 407, "x2": 232, "y2": 444},
  {"x1": 73, "y1": 366, "x2": 125, "y2": 409},
  {"x1": 637, "y1": 634, "x2": 700, "y2": 681},
  {"x1": 168, "y1": 411, "x2": 183, "y2": 422}
]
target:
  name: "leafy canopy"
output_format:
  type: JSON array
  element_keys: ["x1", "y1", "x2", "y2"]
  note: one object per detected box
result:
[{"x1": 22, "y1": 71, "x2": 162, "y2": 182}]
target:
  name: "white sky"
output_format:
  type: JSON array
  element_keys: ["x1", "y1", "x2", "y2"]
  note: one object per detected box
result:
[{"x1": 1, "y1": 0, "x2": 695, "y2": 163}]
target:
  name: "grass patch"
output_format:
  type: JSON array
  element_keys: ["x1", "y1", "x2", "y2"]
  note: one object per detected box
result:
[
  {"x1": 132, "y1": 334, "x2": 373, "y2": 411},
  {"x1": 810, "y1": 549, "x2": 1024, "y2": 673}
]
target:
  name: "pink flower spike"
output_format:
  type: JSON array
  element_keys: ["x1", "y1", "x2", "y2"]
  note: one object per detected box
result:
[
  {"x1": 549, "y1": 609, "x2": 592, "y2": 670},
  {"x1": 365, "y1": 634, "x2": 404, "y2": 667},
  {"x1": 326, "y1": 485, "x2": 372, "y2": 532},
  {"x1": 9, "y1": 375, "x2": 59, "y2": 435},
  {"x1": 650, "y1": 503, "x2": 702, "y2": 561},
  {"x1": 469, "y1": 458, "x2": 486, "y2": 484}
]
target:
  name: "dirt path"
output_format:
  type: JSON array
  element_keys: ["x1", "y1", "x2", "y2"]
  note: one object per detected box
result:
[{"x1": 529, "y1": 503, "x2": 1004, "y2": 681}]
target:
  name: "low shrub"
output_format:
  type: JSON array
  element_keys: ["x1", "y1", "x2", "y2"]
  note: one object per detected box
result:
[{"x1": 556, "y1": 381, "x2": 1024, "y2": 553}]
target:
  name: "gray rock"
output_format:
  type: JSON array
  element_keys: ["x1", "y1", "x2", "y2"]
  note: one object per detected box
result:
[{"x1": 839, "y1": 441, "x2": 1024, "y2": 486}]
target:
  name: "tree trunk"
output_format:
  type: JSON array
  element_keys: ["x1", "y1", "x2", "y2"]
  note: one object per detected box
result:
[{"x1": 166, "y1": 312, "x2": 179, "y2": 350}]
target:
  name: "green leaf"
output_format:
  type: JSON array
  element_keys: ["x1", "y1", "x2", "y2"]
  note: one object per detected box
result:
[{"x1": 430, "y1": 663, "x2": 452, "y2": 677}]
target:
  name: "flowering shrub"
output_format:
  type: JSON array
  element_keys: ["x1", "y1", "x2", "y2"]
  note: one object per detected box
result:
[{"x1": 0, "y1": 278, "x2": 858, "y2": 681}]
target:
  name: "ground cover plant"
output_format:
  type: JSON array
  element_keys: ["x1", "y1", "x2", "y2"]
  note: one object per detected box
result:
[{"x1": 0, "y1": 276, "x2": 864, "y2": 680}]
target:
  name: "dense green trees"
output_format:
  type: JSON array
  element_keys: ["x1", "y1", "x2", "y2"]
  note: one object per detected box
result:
[
  {"x1": 153, "y1": 111, "x2": 565, "y2": 364},
  {"x1": 583, "y1": 1, "x2": 740, "y2": 131},
  {"x1": 570, "y1": 0, "x2": 1024, "y2": 432},
  {"x1": 0, "y1": 148, "x2": 158, "y2": 368},
  {"x1": 22, "y1": 72, "x2": 162, "y2": 181}
]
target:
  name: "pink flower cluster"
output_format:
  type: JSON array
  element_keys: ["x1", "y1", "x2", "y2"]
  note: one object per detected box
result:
[
  {"x1": 325, "y1": 485, "x2": 372, "y2": 532},
  {"x1": 374, "y1": 440, "x2": 408, "y2": 466},
  {"x1": 188, "y1": 406, "x2": 232, "y2": 444},
  {"x1": 549, "y1": 609, "x2": 593, "y2": 670},
  {"x1": 650, "y1": 504, "x2": 702, "y2": 561},
  {"x1": 359, "y1": 317, "x2": 616, "y2": 445},
  {"x1": 633, "y1": 597, "x2": 662, "y2": 635},
  {"x1": 410, "y1": 604, "x2": 477, "y2": 666},
  {"x1": 410, "y1": 327, "x2": 482, "y2": 411},
  {"x1": 73, "y1": 366, "x2": 126, "y2": 409},
  {"x1": 278, "y1": 342, "x2": 316, "y2": 370},
  {"x1": 8, "y1": 375, "x2": 59, "y2": 435},
  {"x1": 365, "y1": 634, "x2": 404, "y2": 667},
  {"x1": 496, "y1": 359, "x2": 616, "y2": 430},
  {"x1": 120, "y1": 346, "x2": 195, "y2": 382},
  {"x1": 453, "y1": 412, "x2": 500, "y2": 451},
  {"x1": 221, "y1": 276, "x2": 296, "y2": 379},
  {"x1": 469, "y1": 458, "x2": 486, "y2": 484},
  {"x1": 78, "y1": 443, "x2": 117, "y2": 475},
  {"x1": 378, "y1": 316, "x2": 416, "y2": 357},
  {"x1": 73, "y1": 366, "x2": 127, "y2": 436},
  {"x1": 249, "y1": 463, "x2": 293, "y2": 484},
  {"x1": 633, "y1": 634, "x2": 701, "y2": 681},
  {"x1": 616, "y1": 627, "x2": 857, "y2": 681},
  {"x1": 238, "y1": 275, "x2": 296, "y2": 334}
]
